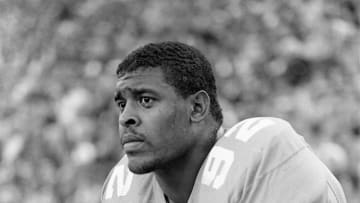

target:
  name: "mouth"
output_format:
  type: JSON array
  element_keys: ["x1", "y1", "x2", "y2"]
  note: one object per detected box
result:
[
  {"x1": 123, "y1": 141, "x2": 144, "y2": 152},
  {"x1": 122, "y1": 135, "x2": 142, "y2": 144},
  {"x1": 121, "y1": 134, "x2": 144, "y2": 152}
]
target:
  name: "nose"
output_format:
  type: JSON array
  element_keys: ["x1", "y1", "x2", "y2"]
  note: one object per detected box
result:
[{"x1": 118, "y1": 104, "x2": 140, "y2": 127}]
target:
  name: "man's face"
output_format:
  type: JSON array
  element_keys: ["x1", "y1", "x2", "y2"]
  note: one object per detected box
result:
[{"x1": 115, "y1": 67, "x2": 195, "y2": 174}]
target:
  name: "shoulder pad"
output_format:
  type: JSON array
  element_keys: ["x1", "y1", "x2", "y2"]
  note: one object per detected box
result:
[{"x1": 222, "y1": 117, "x2": 305, "y2": 151}]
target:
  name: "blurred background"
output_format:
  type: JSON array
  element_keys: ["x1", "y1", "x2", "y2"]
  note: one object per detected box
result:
[{"x1": 0, "y1": 0, "x2": 359, "y2": 202}]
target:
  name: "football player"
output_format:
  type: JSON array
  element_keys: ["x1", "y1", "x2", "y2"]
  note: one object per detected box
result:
[{"x1": 101, "y1": 41, "x2": 347, "y2": 203}]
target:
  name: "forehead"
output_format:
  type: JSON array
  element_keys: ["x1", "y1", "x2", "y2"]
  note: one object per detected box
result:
[{"x1": 116, "y1": 68, "x2": 171, "y2": 92}]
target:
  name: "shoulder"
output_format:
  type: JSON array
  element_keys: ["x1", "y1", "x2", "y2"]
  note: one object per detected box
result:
[
  {"x1": 193, "y1": 117, "x2": 346, "y2": 202},
  {"x1": 192, "y1": 117, "x2": 307, "y2": 196},
  {"x1": 218, "y1": 117, "x2": 307, "y2": 156},
  {"x1": 216, "y1": 117, "x2": 312, "y2": 178},
  {"x1": 223, "y1": 117, "x2": 297, "y2": 141},
  {"x1": 101, "y1": 156, "x2": 156, "y2": 202}
]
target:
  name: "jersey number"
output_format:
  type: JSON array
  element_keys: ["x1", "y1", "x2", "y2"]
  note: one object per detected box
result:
[
  {"x1": 201, "y1": 146, "x2": 234, "y2": 189},
  {"x1": 103, "y1": 164, "x2": 134, "y2": 199},
  {"x1": 202, "y1": 118, "x2": 275, "y2": 189},
  {"x1": 225, "y1": 118, "x2": 275, "y2": 142}
]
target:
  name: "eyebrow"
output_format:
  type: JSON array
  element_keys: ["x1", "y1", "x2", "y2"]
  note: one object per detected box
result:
[{"x1": 114, "y1": 87, "x2": 159, "y2": 100}]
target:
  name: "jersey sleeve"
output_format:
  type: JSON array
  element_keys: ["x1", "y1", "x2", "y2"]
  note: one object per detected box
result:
[
  {"x1": 189, "y1": 117, "x2": 347, "y2": 203},
  {"x1": 234, "y1": 118, "x2": 347, "y2": 203},
  {"x1": 239, "y1": 142, "x2": 347, "y2": 203}
]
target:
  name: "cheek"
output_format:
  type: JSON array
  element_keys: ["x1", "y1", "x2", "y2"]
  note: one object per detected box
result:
[
  {"x1": 152, "y1": 109, "x2": 176, "y2": 134},
  {"x1": 160, "y1": 108, "x2": 189, "y2": 142},
  {"x1": 143, "y1": 107, "x2": 179, "y2": 141},
  {"x1": 140, "y1": 109, "x2": 171, "y2": 131}
]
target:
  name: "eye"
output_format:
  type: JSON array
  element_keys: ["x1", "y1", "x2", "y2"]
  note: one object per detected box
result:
[
  {"x1": 114, "y1": 93, "x2": 125, "y2": 110},
  {"x1": 139, "y1": 96, "x2": 154, "y2": 108},
  {"x1": 116, "y1": 99, "x2": 126, "y2": 110}
]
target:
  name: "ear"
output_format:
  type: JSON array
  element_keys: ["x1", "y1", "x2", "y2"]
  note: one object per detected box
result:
[{"x1": 189, "y1": 90, "x2": 210, "y2": 123}]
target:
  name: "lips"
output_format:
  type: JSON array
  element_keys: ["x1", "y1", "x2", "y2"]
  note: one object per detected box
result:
[
  {"x1": 121, "y1": 133, "x2": 144, "y2": 153},
  {"x1": 121, "y1": 132, "x2": 144, "y2": 145}
]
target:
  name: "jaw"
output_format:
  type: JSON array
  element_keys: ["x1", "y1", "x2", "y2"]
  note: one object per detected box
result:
[
  {"x1": 127, "y1": 139, "x2": 194, "y2": 175},
  {"x1": 127, "y1": 154, "x2": 157, "y2": 174},
  {"x1": 126, "y1": 146, "x2": 182, "y2": 174}
]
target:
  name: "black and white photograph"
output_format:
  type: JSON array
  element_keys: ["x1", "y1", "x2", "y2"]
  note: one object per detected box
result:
[{"x1": 0, "y1": 0, "x2": 359, "y2": 202}]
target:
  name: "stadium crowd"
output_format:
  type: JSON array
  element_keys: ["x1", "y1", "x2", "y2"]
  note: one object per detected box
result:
[{"x1": 0, "y1": 0, "x2": 359, "y2": 202}]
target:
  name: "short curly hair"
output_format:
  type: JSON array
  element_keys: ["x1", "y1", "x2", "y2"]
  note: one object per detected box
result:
[{"x1": 116, "y1": 41, "x2": 223, "y2": 126}]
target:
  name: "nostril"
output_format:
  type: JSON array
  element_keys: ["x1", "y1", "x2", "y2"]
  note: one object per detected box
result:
[{"x1": 125, "y1": 118, "x2": 136, "y2": 126}]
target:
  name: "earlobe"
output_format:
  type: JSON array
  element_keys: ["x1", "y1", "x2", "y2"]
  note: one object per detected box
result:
[{"x1": 190, "y1": 90, "x2": 210, "y2": 122}]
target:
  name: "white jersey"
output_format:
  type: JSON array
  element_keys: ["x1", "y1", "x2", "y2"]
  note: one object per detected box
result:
[{"x1": 101, "y1": 117, "x2": 347, "y2": 203}]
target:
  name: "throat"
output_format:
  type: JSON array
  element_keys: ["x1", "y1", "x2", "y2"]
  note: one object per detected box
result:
[
  {"x1": 155, "y1": 145, "x2": 215, "y2": 203},
  {"x1": 155, "y1": 164, "x2": 195, "y2": 203},
  {"x1": 155, "y1": 131, "x2": 218, "y2": 203}
]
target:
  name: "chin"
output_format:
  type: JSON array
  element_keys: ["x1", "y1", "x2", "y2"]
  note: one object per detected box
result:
[
  {"x1": 127, "y1": 158, "x2": 157, "y2": 174},
  {"x1": 127, "y1": 150, "x2": 181, "y2": 174}
]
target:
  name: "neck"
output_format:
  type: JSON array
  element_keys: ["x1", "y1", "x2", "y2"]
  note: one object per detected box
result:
[{"x1": 155, "y1": 134, "x2": 216, "y2": 203}]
